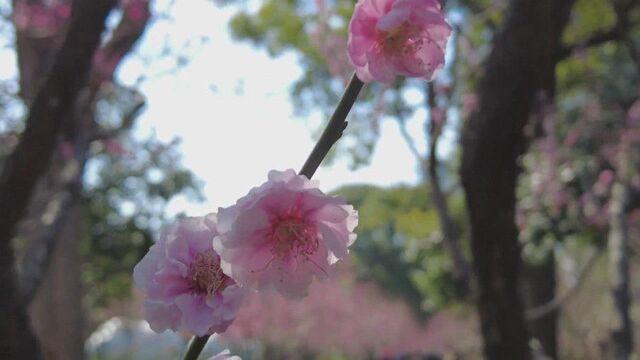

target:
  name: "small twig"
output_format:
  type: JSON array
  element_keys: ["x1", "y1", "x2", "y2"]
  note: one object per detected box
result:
[
  {"x1": 300, "y1": 72, "x2": 364, "y2": 178},
  {"x1": 557, "y1": 29, "x2": 622, "y2": 60},
  {"x1": 183, "y1": 335, "x2": 210, "y2": 360},
  {"x1": 396, "y1": 117, "x2": 424, "y2": 165},
  {"x1": 526, "y1": 250, "x2": 602, "y2": 320},
  {"x1": 92, "y1": 99, "x2": 145, "y2": 140},
  {"x1": 183, "y1": 73, "x2": 365, "y2": 360}
]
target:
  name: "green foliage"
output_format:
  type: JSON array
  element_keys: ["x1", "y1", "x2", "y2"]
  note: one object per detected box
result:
[
  {"x1": 334, "y1": 184, "x2": 467, "y2": 315},
  {"x1": 82, "y1": 133, "x2": 202, "y2": 308},
  {"x1": 562, "y1": 0, "x2": 616, "y2": 44},
  {"x1": 73, "y1": 85, "x2": 203, "y2": 308}
]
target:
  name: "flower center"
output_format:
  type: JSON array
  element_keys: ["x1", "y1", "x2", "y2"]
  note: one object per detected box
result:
[
  {"x1": 188, "y1": 249, "x2": 230, "y2": 295},
  {"x1": 270, "y1": 217, "x2": 319, "y2": 260},
  {"x1": 379, "y1": 23, "x2": 424, "y2": 56}
]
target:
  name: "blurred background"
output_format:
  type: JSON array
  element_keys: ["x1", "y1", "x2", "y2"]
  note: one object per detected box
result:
[{"x1": 0, "y1": 0, "x2": 639, "y2": 359}]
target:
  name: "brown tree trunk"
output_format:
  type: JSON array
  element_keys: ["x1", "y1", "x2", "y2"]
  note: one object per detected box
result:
[
  {"x1": 459, "y1": 0, "x2": 574, "y2": 358},
  {"x1": 608, "y1": 181, "x2": 633, "y2": 360},
  {"x1": 0, "y1": 2, "x2": 116, "y2": 358},
  {"x1": 30, "y1": 203, "x2": 86, "y2": 360},
  {"x1": 523, "y1": 255, "x2": 558, "y2": 359}
]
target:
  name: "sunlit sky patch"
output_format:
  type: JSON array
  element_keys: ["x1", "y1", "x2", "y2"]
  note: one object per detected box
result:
[{"x1": 117, "y1": 0, "x2": 425, "y2": 216}]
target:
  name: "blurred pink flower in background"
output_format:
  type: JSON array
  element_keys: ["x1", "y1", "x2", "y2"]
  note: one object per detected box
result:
[
  {"x1": 347, "y1": 0, "x2": 452, "y2": 83},
  {"x1": 221, "y1": 264, "x2": 478, "y2": 358},
  {"x1": 215, "y1": 169, "x2": 358, "y2": 299},
  {"x1": 431, "y1": 106, "x2": 445, "y2": 125},
  {"x1": 133, "y1": 215, "x2": 246, "y2": 336}
]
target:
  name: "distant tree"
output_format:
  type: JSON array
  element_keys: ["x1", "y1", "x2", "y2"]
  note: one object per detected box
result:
[{"x1": 0, "y1": 0, "x2": 201, "y2": 358}]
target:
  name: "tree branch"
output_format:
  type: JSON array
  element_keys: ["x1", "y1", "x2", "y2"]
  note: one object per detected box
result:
[
  {"x1": 396, "y1": 117, "x2": 424, "y2": 165},
  {"x1": 12, "y1": 0, "x2": 150, "y2": 308},
  {"x1": 0, "y1": 0, "x2": 117, "y2": 256},
  {"x1": 557, "y1": 28, "x2": 622, "y2": 61},
  {"x1": 425, "y1": 81, "x2": 471, "y2": 293},
  {"x1": 92, "y1": 98, "x2": 145, "y2": 141},
  {"x1": 526, "y1": 250, "x2": 602, "y2": 320},
  {"x1": 558, "y1": 0, "x2": 640, "y2": 61},
  {"x1": 300, "y1": 72, "x2": 364, "y2": 178}
]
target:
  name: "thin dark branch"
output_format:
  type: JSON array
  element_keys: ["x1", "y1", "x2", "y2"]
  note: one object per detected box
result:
[
  {"x1": 558, "y1": 29, "x2": 622, "y2": 60},
  {"x1": 526, "y1": 250, "x2": 602, "y2": 320},
  {"x1": 396, "y1": 117, "x2": 424, "y2": 165},
  {"x1": 183, "y1": 335, "x2": 210, "y2": 360},
  {"x1": 92, "y1": 99, "x2": 145, "y2": 140},
  {"x1": 184, "y1": 72, "x2": 365, "y2": 360},
  {"x1": 423, "y1": 27, "x2": 471, "y2": 292},
  {"x1": 299, "y1": 72, "x2": 364, "y2": 178},
  {"x1": 558, "y1": 1, "x2": 640, "y2": 61},
  {"x1": 425, "y1": 81, "x2": 471, "y2": 291}
]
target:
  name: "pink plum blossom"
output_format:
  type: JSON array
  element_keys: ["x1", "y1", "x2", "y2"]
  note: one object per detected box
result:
[
  {"x1": 347, "y1": 0, "x2": 452, "y2": 83},
  {"x1": 214, "y1": 169, "x2": 358, "y2": 299},
  {"x1": 133, "y1": 215, "x2": 246, "y2": 336}
]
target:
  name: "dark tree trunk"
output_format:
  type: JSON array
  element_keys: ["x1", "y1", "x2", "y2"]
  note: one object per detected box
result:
[
  {"x1": 523, "y1": 255, "x2": 558, "y2": 359},
  {"x1": 0, "y1": 1, "x2": 116, "y2": 358},
  {"x1": 460, "y1": 0, "x2": 574, "y2": 359},
  {"x1": 608, "y1": 181, "x2": 633, "y2": 360},
  {"x1": 30, "y1": 203, "x2": 86, "y2": 360}
]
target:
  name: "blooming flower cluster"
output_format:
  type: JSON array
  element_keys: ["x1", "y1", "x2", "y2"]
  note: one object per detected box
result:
[
  {"x1": 134, "y1": 170, "x2": 358, "y2": 336},
  {"x1": 133, "y1": 1, "x2": 450, "y2": 357},
  {"x1": 347, "y1": 0, "x2": 452, "y2": 83},
  {"x1": 215, "y1": 169, "x2": 358, "y2": 299},
  {"x1": 133, "y1": 215, "x2": 246, "y2": 336}
]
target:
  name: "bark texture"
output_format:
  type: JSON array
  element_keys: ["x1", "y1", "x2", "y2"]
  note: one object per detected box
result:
[{"x1": 460, "y1": 0, "x2": 574, "y2": 358}]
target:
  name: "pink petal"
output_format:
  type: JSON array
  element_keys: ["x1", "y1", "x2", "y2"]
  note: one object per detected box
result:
[
  {"x1": 367, "y1": 47, "x2": 395, "y2": 83},
  {"x1": 144, "y1": 301, "x2": 181, "y2": 333},
  {"x1": 376, "y1": 6, "x2": 411, "y2": 31},
  {"x1": 175, "y1": 293, "x2": 216, "y2": 336}
]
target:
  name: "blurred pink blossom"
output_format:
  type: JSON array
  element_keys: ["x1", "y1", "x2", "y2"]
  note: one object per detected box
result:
[
  {"x1": 214, "y1": 169, "x2": 358, "y2": 299},
  {"x1": 133, "y1": 215, "x2": 246, "y2": 336},
  {"x1": 104, "y1": 139, "x2": 129, "y2": 157},
  {"x1": 221, "y1": 264, "x2": 478, "y2": 358},
  {"x1": 347, "y1": 0, "x2": 452, "y2": 83},
  {"x1": 431, "y1": 106, "x2": 445, "y2": 125},
  {"x1": 12, "y1": 1, "x2": 70, "y2": 34}
]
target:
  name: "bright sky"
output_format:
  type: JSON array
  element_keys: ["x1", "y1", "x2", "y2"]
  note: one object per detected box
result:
[
  {"x1": 0, "y1": 0, "x2": 428, "y2": 217},
  {"x1": 116, "y1": 0, "x2": 423, "y2": 216}
]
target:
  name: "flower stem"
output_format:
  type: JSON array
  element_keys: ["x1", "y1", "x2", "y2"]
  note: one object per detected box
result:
[
  {"x1": 183, "y1": 335, "x2": 210, "y2": 360},
  {"x1": 299, "y1": 72, "x2": 364, "y2": 179},
  {"x1": 180, "y1": 74, "x2": 364, "y2": 360}
]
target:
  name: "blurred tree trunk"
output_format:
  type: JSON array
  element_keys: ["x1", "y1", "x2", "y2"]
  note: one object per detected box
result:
[
  {"x1": 460, "y1": 0, "x2": 574, "y2": 358},
  {"x1": 523, "y1": 255, "x2": 558, "y2": 359},
  {"x1": 30, "y1": 203, "x2": 86, "y2": 360},
  {"x1": 608, "y1": 181, "x2": 632, "y2": 360},
  {"x1": 0, "y1": 1, "x2": 116, "y2": 358}
]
